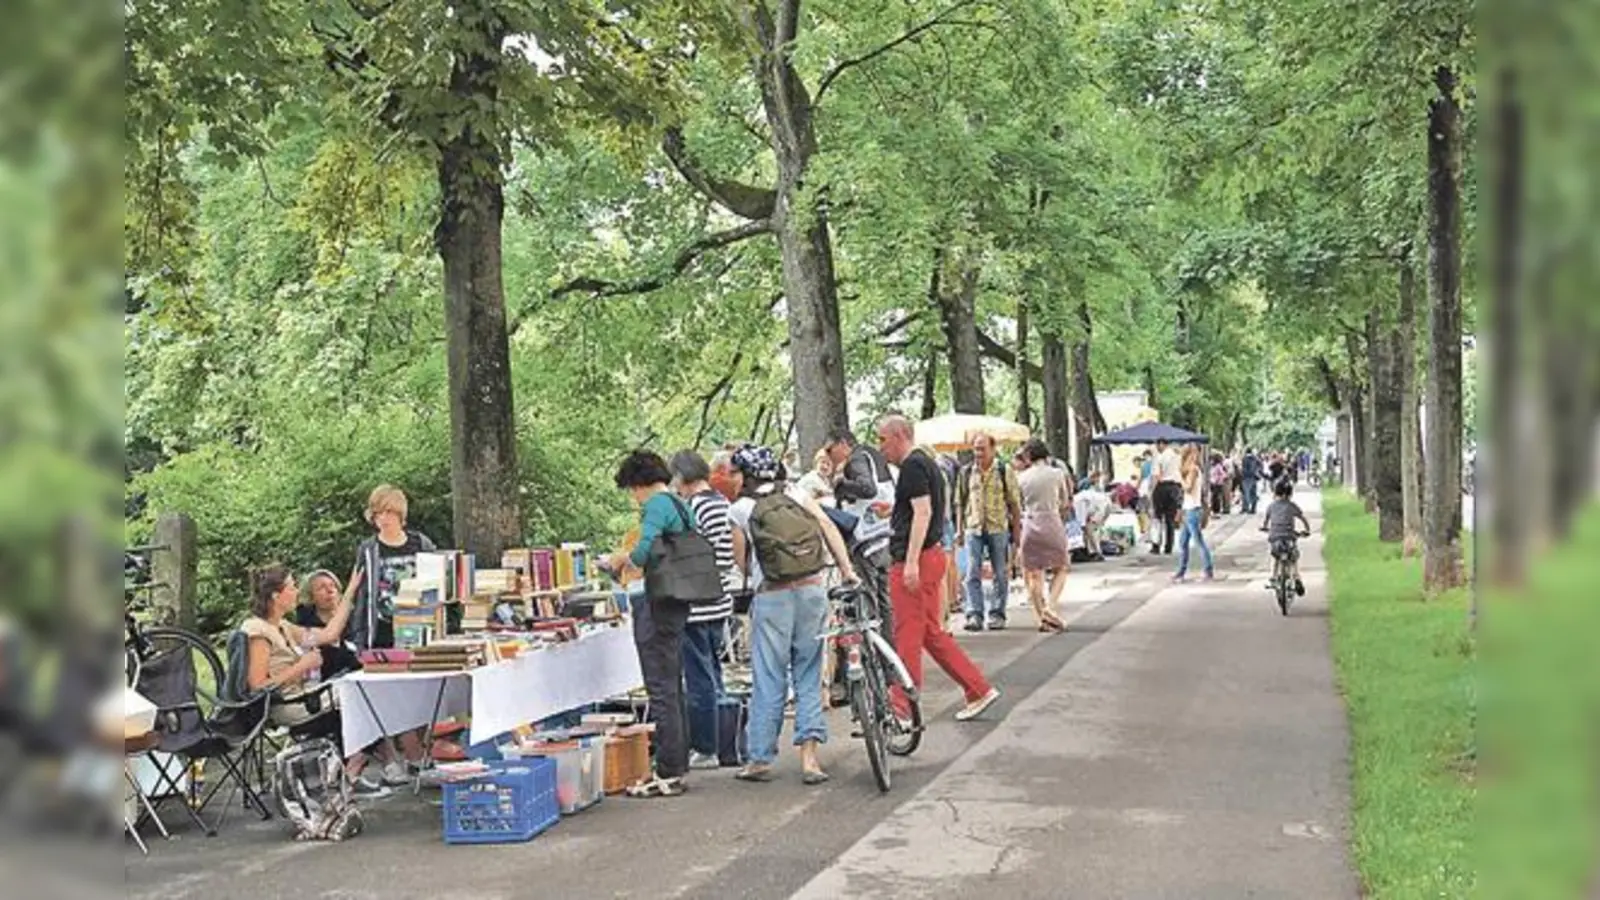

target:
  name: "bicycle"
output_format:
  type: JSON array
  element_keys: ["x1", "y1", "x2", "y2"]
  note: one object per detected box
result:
[
  {"x1": 821, "y1": 582, "x2": 921, "y2": 793},
  {"x1": 1264, "y1": 530, "x2": 1311, "y2": 616}
]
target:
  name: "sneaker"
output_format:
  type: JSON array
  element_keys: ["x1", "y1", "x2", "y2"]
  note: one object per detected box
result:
[
  {"x1": 688, "y1": 751, "x2": 721, "y2": 771},
  {"x1": 380, "y1": 759, "x2": 412, "y2": 786},
  {"x1": 352, "y1": 772, "x2": 392, "y2": 800},
  {"x1": 963, "y1": 621, "x2": 984, "y2": 633},
  {"x1": 955, "y1": 688, "x2": 1001, "y2": 722},
  {"x1": 1294, "y1": 579, "x2": 1306, "y2": 597},
  {"x1": 986, "y1": 618, "x2": 1007, "y2": 631}
]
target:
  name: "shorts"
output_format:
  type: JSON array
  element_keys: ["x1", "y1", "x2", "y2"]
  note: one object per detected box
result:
[{"x1": 1269, "y1": 538, "x2": 1299, "y2": 562}]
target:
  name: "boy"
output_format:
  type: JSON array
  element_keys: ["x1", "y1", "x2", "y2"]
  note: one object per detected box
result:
[{"x1": 1260, "y1": 480, "x2": 1311, "y2": 596}]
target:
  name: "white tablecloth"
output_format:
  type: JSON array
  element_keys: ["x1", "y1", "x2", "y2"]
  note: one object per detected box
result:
[{"x1": 333, "y1": 625, "x2": 643, "y2": 751}]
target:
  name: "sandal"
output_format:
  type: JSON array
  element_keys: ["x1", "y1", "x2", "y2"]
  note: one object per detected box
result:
[
  {"x1": 625, "y1": 775, "x2": 686, "y2": 798},
  {"x1": 734, "y1": 765, "x2": 774, "y2": 783},
  {"x1": 802, "y1": 769, "x2": 830, "y2": 785}
]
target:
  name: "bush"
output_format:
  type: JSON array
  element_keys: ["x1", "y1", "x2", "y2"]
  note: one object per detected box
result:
[{"x1": 130, "y1": 408, "x2": 626, "y2": 636}]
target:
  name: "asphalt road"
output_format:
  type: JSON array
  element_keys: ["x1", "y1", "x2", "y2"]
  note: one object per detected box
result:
[{"x1": 124, "y1": 493, "x2": 1355, "y2": 900}]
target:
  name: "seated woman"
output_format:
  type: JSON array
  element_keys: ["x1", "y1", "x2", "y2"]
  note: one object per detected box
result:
[
  {"x1": 293, "y1": 570, "x2": 362, "y2": 678},
  {"x1": 242, "y1": 564, "x2": 390, "y2": 798}
]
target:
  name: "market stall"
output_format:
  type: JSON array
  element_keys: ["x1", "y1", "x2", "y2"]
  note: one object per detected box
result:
[{"x1": 333, "y1": 624, "x2": 642, "y2": 752}]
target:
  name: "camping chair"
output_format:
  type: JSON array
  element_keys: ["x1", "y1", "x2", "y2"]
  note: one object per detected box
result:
[
  {"x1": 136, "y1": 631, "x2": 274, "y2": 836},
  {"x1": 218, "y1": 630, "x2": 340, "y2": 806}
]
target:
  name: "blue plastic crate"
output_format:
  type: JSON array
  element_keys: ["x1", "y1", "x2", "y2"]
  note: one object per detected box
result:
[{"x1": 442, "y1": 758, "x2": 560, "y2": 845}]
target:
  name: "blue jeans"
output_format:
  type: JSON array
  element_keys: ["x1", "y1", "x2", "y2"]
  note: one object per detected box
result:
[
  {"x1": 963, "y1": 532, "x2": 1011, "y2": 622},
  {"x1": 745, "y1": 584, "x2": 829, "y2": 765},
  {"x1": 681, "y1": 619, "x2": 726, "y2": 756},
  {"x1": 1241, "y1": 478, "x2": 1260, "y2": 514},
  {"x1": 1176, "y1": 508, "x2": 1214, "y2": 577}
]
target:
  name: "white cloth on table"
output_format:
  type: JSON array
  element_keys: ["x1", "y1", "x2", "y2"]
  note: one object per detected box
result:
[{"x1": 332, "y1": 626, "x2": 643, "y2": 751}]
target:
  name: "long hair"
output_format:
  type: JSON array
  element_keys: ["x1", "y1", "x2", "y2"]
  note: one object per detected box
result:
[
  {"x1": 1180, "y1": 445, "x2": 1203, "y2": 489},
  {"x1": 250, "y1": 563, "x2": 294, "y2": 618}
]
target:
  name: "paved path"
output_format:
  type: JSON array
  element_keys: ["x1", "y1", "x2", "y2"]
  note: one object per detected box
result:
[
  {"x1": 793, "y1": 490, "x2": 1356, "y2": 899},
  {"x1": 123, "y1": 491, "x2": 1355, "y2": 899}
]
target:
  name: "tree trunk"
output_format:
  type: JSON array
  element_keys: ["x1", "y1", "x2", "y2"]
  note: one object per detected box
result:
[
  {"x1": 921, "y1": 348, "x2": 939, "y2": 421},
  {"x1": 1335, "y1": 411, "x2": 1354, "y2": 490},
  {"x1": 1399, "y1": 258, "x2": 1425, "y2": 556},
  {"x1": 1370, "y1": 306, "x2": 1404, "y2": 542},
  {"x1": 435, "y1": 22, "x2": 520, "y2": 559},
  {"x1": 1016, "y1": 294, "x2": 1031, "y2": 428},
  {"x1": 1041, "y1": 329, "x2": 1071, "y2": 461},
  {"x1": 1069, "y1": 300, "x2": 1107, "y2": 477},
  {"x1": 1347, "y1": 389, "x2": 1368, "y2": 500},
  {"x1": 1487, "y1": 65, "x2": 1529, "y2": 584},
  {"x1": 750, "y1": 2, "x2": 848, "y2": 461},
  {"x1": 937, "y1": 249, "x2": 986, "y2": 414},
  {"x1": 1423, "y1": 65, "x2": 1467, "y2": 593}
]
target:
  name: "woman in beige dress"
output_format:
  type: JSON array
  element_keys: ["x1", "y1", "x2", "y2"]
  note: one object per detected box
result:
[{"x1": 1014, "y1": 439, "x2": 1070, "y2": 632}]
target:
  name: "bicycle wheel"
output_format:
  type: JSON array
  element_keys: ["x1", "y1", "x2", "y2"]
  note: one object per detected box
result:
[
  {"x1": 851, "y1": 664, "x2": 892, "y2": 793},
  {"x1": 872, "y1": 641, "x2": 922, "y2": 757},
  {"x1": 140, "y1": 626, "x2": 227, "y2": 713},
  {"x1": 1275, "y1": 579, "x2": 1290, "y2": 616}
]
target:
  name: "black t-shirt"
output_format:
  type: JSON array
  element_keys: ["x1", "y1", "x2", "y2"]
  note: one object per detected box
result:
[
  {"x1": 890, "y1": 449, "x2": 945, "y2": 562},
  {"x1": 292, "y1": 604, "x2": 362, "y2": 677}
]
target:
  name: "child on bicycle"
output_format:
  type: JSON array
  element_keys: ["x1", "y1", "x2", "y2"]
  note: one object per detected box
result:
[{"x1": 1261, "y1": 479, "x2": 1312, "y2": 596}]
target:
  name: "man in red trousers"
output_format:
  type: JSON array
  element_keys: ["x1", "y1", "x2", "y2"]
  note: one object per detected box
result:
[{"x1": 875, "y1": 415, "x2": 1000, "y2": 722}]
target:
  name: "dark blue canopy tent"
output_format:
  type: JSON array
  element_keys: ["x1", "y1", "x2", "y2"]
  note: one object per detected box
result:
[{"x1": 1091, "y1": 421, "x2": 1209, "y2": 445}]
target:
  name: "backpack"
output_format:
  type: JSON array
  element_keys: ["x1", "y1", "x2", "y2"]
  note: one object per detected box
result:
[
  {"x1": 957, "y1": 461, "x2": 1017, "y2": 533},
  {"x1": 749, "y1": 490, "x2": 828, "y2": 584},
  {"x1": 271, "y1": 738, "x2": 363, "y2": 841},
  {"x1": 644, "y1": 496, "x2": 724, "y2": 606}
]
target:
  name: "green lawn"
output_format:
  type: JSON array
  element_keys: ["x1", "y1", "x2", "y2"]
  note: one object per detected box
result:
[{"x1": 1322, "y1": 491, "x2": 1474, "y2": 898}]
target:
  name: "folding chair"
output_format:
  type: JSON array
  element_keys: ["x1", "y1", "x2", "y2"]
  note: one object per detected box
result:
[
  {"x1": 136, "y1": 631, "x2": 274, "y2": 836},
  {"x1": 217, "y1": 629, "x2": 340, "y2": 808}
]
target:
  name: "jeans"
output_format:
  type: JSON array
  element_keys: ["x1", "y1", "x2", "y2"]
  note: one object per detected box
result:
[
  {"x1": 745, "y1": 583, "x2": 829, "y2": 766},
  {"x1": 633, "y1": 597, "x2": 690, "y2": 778},
  {"x1": 1175, "y1": 508, "x2": 1214, "y2": 577},
  {"x1": 681, "y1": 619, "x2": 727, "y2": 757},
  {"x1": 1152, "y1": 482, "x2": 1182, "y2": 553},
  {"x1": 1241, "y1": 478, "x2": 1259, "y2": 514},
  {"x1": 891, "y1": 547, "x2": 991, "y2": 712},
  {"x1": 963, "y1": 531, "x2": 1011, "y2": 622}
]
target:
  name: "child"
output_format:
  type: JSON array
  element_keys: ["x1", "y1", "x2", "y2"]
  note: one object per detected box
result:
[{"x1": 1260, "y1": 480, "x2": 1312, "y2": 596}]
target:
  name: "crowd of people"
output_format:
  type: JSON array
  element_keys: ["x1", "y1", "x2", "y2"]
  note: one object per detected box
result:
[{"x1": 233, "y1": 430, "x2": 1317, "y2": 805}]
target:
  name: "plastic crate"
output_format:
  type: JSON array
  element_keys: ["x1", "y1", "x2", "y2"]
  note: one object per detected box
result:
[
  {"x1": 510, "y1": 738, "x2": 605, "y2": 814},
  {"x1": 441, "y1": 758, "x2": 559, "y2": 845}
]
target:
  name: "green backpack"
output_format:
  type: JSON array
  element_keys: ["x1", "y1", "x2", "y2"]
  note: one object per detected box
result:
[{"x1": 749, "y1": 490, "x2": 828, "y2": 584}]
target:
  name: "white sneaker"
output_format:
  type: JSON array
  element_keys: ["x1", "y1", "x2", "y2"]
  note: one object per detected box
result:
[
  {"x1": 380, "y1": 759, "x2": 412, "y2": 786},
  {"x1": 688, "y1": 751, "x2": 721, "y2": 771},
  {"x1": 352, "y1": 772, "x2": 392, "y2": 799},
  {"x1": 955, "y1": 688, "x2": 1001, "y2": 722}
]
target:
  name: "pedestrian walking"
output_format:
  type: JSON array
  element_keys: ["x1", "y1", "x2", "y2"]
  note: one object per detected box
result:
[{"x1": 876, "y1": 416, "x2": 1000, "y2": 722}]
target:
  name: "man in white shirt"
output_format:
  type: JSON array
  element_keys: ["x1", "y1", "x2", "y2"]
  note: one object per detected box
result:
[{"x1": 1150, "y1": 439, "x2": 1184, "y2": 555}]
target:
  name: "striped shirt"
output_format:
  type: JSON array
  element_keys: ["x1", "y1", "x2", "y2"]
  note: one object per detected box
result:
[{"x1": 685, "y1": 490, "x2": 735, "y2": 623}]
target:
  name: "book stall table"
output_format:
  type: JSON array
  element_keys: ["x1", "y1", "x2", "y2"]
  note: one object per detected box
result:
[{"x1": 334, "y1": 625, "x2": 643, "y2": 761}]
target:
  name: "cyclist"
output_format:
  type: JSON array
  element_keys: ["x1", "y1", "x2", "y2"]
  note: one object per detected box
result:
[{"x1": 1260, "y1": 479, "x2": 1312, "y2": 597}]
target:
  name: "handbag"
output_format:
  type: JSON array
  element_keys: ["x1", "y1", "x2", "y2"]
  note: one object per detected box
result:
[{"x1": 643, "y1": 496, "x2": 724, "y2": 606}]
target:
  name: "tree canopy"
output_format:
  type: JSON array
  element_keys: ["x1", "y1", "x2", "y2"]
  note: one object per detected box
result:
[{"x1": 123, "y1": 0, "x2": 1491, "y2": 629}]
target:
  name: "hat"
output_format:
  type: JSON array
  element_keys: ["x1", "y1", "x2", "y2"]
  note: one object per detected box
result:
[{"x1": 732, "y1": 445, "x2": 782, "y2": 482}]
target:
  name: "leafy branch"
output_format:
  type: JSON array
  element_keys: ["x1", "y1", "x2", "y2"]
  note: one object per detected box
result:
[
  {"x1": 661, "y1": 127, "x2": 777, "y2": 220},
  {"x1": 509, "y1": 219, "x2": 772, "y2": 334},
  {"x1": 813, "y1": 0, "x2": 987, "y2": 106}
]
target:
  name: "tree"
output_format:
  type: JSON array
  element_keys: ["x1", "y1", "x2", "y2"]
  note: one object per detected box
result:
[{"x1": 1423, "y1": 64, "x2": 1468, "y2": 592}]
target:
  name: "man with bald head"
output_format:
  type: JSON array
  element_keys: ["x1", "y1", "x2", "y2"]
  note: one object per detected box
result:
[{"x1": 876, "y1": 416, "x2": 1000, "y2": 722}]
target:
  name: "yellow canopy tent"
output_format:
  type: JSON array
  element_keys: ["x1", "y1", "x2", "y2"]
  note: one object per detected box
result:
[{"x1": 915, "y1": 413, "x2": 1031, "y2": 452}]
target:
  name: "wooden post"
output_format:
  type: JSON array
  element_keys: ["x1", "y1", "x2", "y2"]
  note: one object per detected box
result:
[{"x1": 151, "y1": 512, "x2": 197, "y2": 631}]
